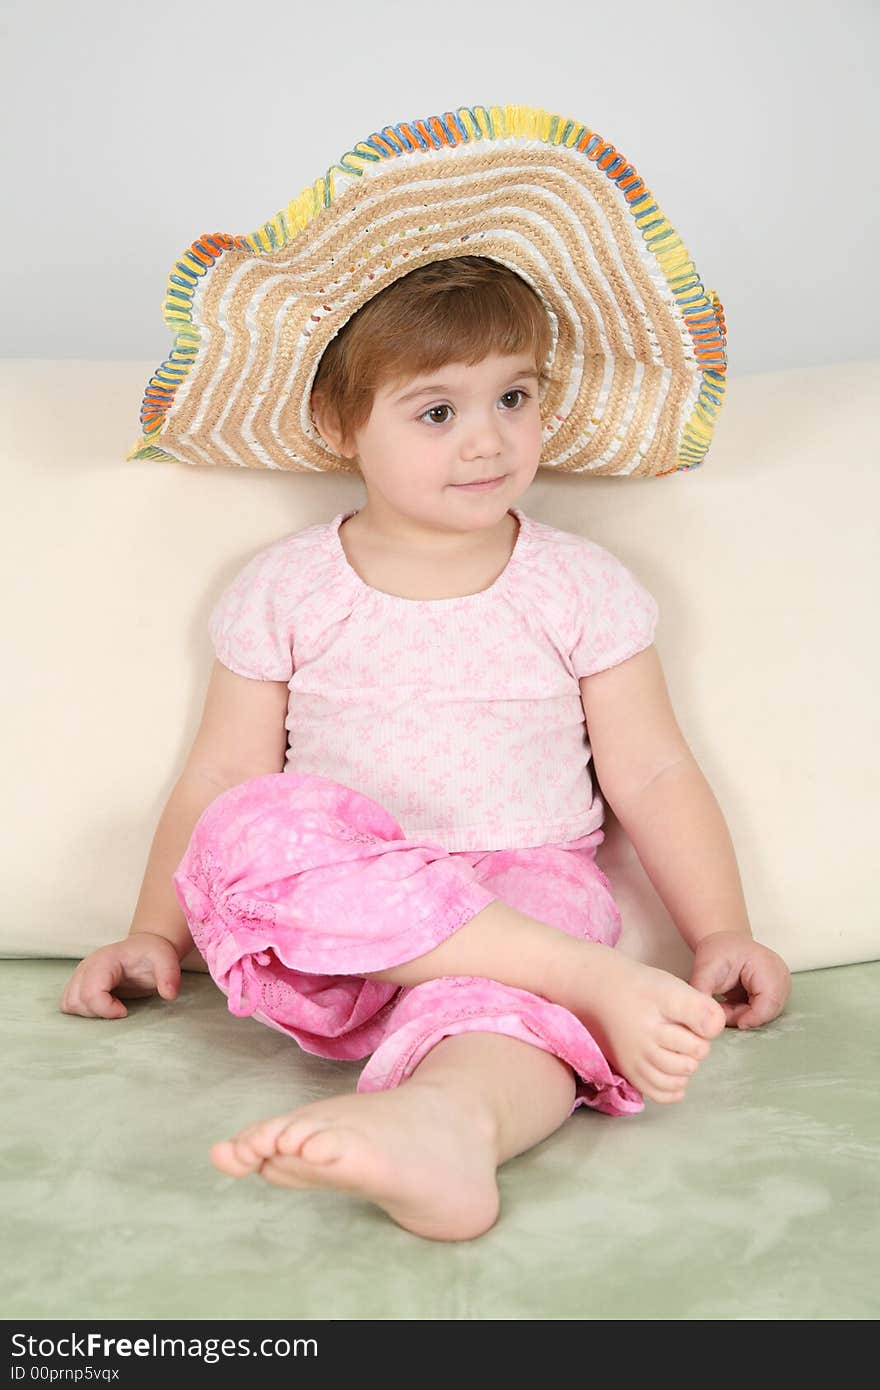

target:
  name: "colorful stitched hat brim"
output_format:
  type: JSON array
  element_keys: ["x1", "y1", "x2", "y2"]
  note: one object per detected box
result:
[{"x1": 126, "y1": 103, "x2": 727, "y2": 478}]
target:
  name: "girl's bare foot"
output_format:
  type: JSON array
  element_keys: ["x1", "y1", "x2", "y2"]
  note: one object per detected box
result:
[
  {"x1": 558, "y1": 942, "x2": 727, "y2": 1104},
  {"x1": 210, "y1": 1082, "x2": 501, "y2": 1242}
]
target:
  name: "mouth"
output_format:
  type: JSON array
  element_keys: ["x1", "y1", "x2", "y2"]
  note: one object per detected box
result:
[{"x1": 452, "y1": 475, "x2": 507, "y2": 488}]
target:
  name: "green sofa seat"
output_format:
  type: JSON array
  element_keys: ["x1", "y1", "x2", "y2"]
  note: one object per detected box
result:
[{"x1": 6, "y1": 958, "x2": 878, "y2": 1321}]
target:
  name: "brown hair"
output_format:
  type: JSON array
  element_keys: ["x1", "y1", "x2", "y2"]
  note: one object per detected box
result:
[{"x1": 309, "y1": 256, "x2": 556, "y2": 458}]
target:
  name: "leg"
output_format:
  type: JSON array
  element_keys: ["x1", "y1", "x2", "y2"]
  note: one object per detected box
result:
[
  {"x1": 411, "y1": 1030, "x2": 578, "y2": 1163},
  {"x1": 182, "y1": 776, "x2": 703, "y2": 1236},
  {"x1": 363, "y1": 898, "x2": 727, "y2": 1104},
  {"x1": 210, "y1": 1030, "x2": 577, "y2": 1243},
  {"x1": 177, "y1": 775, "x2": 723, "y2": 1113},
  {"x1": 363, "y1": 897, "x2": 580, "y2": 998}
]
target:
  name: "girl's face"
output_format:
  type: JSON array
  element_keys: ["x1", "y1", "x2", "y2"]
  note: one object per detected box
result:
[{"x1": 313, "y1": 352, "x2": 544, "y2": 538}]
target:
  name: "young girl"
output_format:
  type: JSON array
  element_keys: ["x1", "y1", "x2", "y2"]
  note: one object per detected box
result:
[{"x1": 60, "y1": 112, "x2": 790, "y2": 1244}]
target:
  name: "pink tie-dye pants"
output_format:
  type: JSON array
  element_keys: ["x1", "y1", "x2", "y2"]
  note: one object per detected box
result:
[{"x1": 172, "y1": 772, "x2": 644, "y2": 1118}]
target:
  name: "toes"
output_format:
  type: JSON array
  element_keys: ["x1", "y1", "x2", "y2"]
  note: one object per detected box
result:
[
  {"x1": 212, "y1": 1106, "x2": 355, "y2": 1181},
  {"x1": 259, "y1": 1126, "x2": 357, "y2": 1191},
  {"x1": 637, "y1": 1068, "x2": 688, "y2": 1105},
  {"x1": 674, "y1": 987, "x2": 726, "y2": 1039},
  {"x1": 274, "y1": 1118, "x2": 348, "y2": 1164},
  {"x1": 210, "y1": 1139, "x2": 258, "y2": 1177},
  {"x1": 276, "y1": 1121, "x2": 354, "y2": 1166},
  {"x1": 702, "y1": 998, "x2": 727, "y2": 1036},
  {"x1": 241, "y1": 1115, "x2": 299, "y2": 1160},
  {"x1": 212, "y1": 1114, "x2": 313, "y2": 1177},
  {"x1": 651, "y1": 1087, "x2": 687, "y2": 1105},
  {"x1": 274, "y1": 1120, "x2": 324, "y2": 1158},
  {"x1": 659, "y1": 1024, "x2": 711, "y2": 1061},
  {"x1": 258, "y1": 1153, "x2": 324, "y2": 1190},
  {"x1": 649, "y1": 1048, "x2": 698, "y2": 1079},
  {"x1": 642, "y1": 1062, "x2": 691, "y2": 1097}
]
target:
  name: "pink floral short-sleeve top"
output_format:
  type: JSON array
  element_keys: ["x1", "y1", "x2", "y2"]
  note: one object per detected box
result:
[{"x1": 208, "y1": 507, "x2": 659, "y2": 851}]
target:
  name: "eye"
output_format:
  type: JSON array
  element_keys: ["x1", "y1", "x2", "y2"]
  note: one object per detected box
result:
[{"x1": 419, "y1": 389, "x2": 531, "y2": 427}]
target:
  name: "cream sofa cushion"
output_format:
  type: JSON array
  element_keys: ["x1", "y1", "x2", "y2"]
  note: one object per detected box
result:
[{"x1": 3, "y1": 359, "x2": 877, "y2": 975}]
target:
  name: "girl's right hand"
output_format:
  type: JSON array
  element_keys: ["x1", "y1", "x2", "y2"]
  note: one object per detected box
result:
[{"x1": 60, "y1": 933, "x2": 182, "y2": 1019}]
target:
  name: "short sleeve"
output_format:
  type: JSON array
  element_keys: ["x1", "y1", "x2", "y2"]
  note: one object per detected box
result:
[
  {"x1": 208, "y1": 542, "x2": 295, "y2": 682},
  {"x1": 569, "y1": 540, "x2": 659, "y2": 679}
]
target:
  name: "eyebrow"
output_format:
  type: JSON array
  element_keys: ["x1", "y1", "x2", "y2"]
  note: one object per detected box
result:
[{"x1": 393, "y1": 368, "x2": 540, "y2": 405}]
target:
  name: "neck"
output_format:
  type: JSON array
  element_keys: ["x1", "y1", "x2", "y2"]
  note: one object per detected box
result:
[{"x1": 353, "y1": 504, "x2": 515, "y2": 557}]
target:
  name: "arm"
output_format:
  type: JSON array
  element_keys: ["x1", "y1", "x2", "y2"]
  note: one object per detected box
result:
[
  {"x1": 129, "y1": 659, "x2": 290, "y2": 958},
  {"x1": 61, "y1": 660, "x2": 291, "y2": 1018},
  {"x1": 580, "y1": 644, "x2": 753, "y2": 951},
  {"x1": 128, "y1": 771, "x2": 237, "y2": 960}
]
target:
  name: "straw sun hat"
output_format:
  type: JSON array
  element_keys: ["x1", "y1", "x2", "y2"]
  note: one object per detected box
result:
[{"x1": 126, "y1": 103, "x2": 727, "y2": 478}]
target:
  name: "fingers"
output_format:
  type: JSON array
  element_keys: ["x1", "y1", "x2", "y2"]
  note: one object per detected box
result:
[
  {"x1": 61, "y1": 975, "x2": 127, "y2": 1018},
  {"x1": 715, "y1": 974, "x2": 787, "y2": 1028},
  {"x1": 59, "y1": 945, "x2": 177, "y2": 1023},
  {"x1": 690, "y1": 991, "x2": 785, "y2": 1030},
  {"x1": 59, "y1": 938, "x2": 184, "y2": 1019},
  {"x1": 144, "y1": 937, "x2": 181, "y2": 1001},
  {"x1": 60, "y1": 981, "x2": 128, "y2": 1019},
  {"x1": 691, "y1": 939, "x2": 791, "y2": 1032},
  {"x1": 689, "y1": 954, "x2": 741, "y2": 998},
  {"x1": 60, "y1": 956, "x2": 123, "y2": 1018},
  {"x1": 156, "y1": 966, "x2": 181, "y2": 1000},
  {"x1": 89, "y1": 989, "x2": 129, "y2": 1019},
  {"x1": 730, "y1": 990, "x2": 786, "y2": 1029},
  {"x1": 715, "y1": 997, "x2": 750, "y2": 1026},
  {"x1": 732, "y1": 955, "x2": 790, "y2": 1028}
]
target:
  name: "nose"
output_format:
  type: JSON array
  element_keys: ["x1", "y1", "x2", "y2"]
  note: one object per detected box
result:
[{"x1": 460, "y1": 413, "x2": 505, "y2": 458}]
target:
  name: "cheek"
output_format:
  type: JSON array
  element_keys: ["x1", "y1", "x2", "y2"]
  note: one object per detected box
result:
[
  {"x1": 378, "y1": 451, "x2": 447, "y2": 494},
  {"x1": 393, "y1": 434, "x2": 449, "y2": 472}
]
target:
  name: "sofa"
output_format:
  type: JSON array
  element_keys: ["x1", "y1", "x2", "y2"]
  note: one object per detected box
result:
[{"x1": 3, "y1": 356, "x2": 878, "y2": 1319}]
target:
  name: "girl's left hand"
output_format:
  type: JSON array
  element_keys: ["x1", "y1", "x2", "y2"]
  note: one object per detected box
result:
[{"x1": 688, "y1": 931, "x2": 792, "y2": 1029}]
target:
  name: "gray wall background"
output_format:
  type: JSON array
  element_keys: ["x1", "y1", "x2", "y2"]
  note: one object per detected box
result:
[{"x1": 2, "y1": 0, "x2": 876, "y2": 377}]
